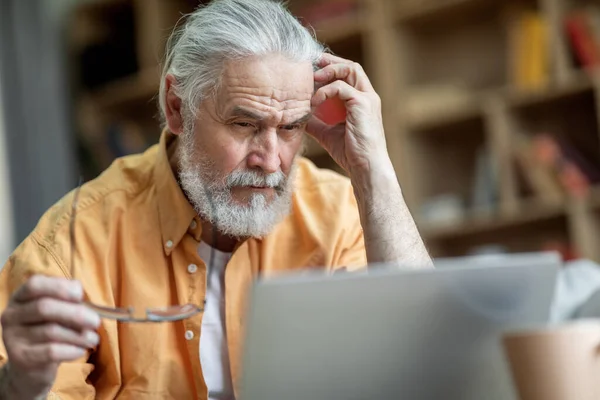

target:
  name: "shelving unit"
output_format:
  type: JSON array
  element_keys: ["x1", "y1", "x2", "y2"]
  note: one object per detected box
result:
[
  {"x1": 386, "y1": 0, "x2": 600, "y2": 262},
  {"x1": 67, "y1": 0, "x2": 600, "y2": 262}
]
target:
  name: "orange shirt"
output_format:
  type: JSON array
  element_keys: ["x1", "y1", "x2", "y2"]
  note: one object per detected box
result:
[{"x1": 0, "y1": 131, "x2": 366, "y2": 399}]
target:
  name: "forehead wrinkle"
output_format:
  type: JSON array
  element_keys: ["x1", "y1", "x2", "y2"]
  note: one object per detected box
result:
[
  {"x1": 225, "y1": 99, "x2": 311, "y2": 125},
  {"x1": 224, "y1": 89, "x2": 310, "y2": 113},
  {"x1": 226, "y1": 84, "x2": 312, "y2": 103}
]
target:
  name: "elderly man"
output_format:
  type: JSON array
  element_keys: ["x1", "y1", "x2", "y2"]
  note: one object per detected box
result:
[{"x1": 0, "y1": 0, "x2": 430, "y2": 398}]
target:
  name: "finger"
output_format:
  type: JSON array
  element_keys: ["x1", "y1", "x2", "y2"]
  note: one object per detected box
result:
[
  {"x1": 16, "y1": 343, "x2": 88, "y2": 367},
  {"x1": 314, "y1": 62, "x2": 374, "y2": 92},
  {"x1": 12, "y1": 275, "x2": 83, "y2": 304},
  {"x1": 312, "y1": 80, "x2": 362, "y2": 108},
  {"x1": 317, "y1": 52, "x2": 354, "y2": 68},
  {"x1": 307, "y1": 116, "x2": 336, "y2": 139},
  {"x1": 7, "y1": 298, "x2": 100, "y2": 331},
  {"x1": 306, "y1": 116, "x2": 344, "y2": 148},
  {"x1": 23, "y1": 324, "x2": 99, "y2": 349}
]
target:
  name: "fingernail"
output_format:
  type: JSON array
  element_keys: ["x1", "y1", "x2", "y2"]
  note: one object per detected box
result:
[
  {"x1": 85, "y1": 311, "x2": 101, "y2": 328},
  {"x1": 66, "y1": 346, "x2": 87, "y2": 359},
  {"x1": 85, "y1": 330, "x2": 99, "y2": 347},
  {"x1": 69, "y1": 281, "x2": 83, "y2": 300}
]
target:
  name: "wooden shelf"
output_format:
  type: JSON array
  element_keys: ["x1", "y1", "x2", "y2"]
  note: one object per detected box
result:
[
  {"x1": 87, "y1": 67, "x2": 159, "y2": 110},
  {"x1": 73, "y1": 0, "x2": 129, "y2": 15},
  {"x1": 396, "y1": 0, "x2": 492, "y2": 25},
  {"x1": 69, "y1": 0, "x2": 131, "y2": 51},
  {"x1": 403, "y1": 96, "x2": 484, "y2": 132},
  {"x1": 312, "y1": 12, "x2": 365, "y2": 44},
  {"x1": 420, "y1": 200, "x2": 567, "y2": 241},
  {"x1": 506, "y1": 75, "x2": 594, "y2": 110}
]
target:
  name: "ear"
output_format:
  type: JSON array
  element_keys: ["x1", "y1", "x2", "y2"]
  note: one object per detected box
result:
[{"x1": 164, "y1": 74, "x2": 184, "y2": 135}]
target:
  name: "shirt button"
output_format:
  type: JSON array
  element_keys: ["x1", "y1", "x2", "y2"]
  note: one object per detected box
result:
[
  {"x1": 190, "y1": 220, "x2": 197, "y2": 230},
  {"x1": 185, "y1": 330, "x2": 194, "y2": 340},
  {"x1": 187, "y1": 264, "x2": 198, "y2": 274},
  {"x1": 165, "y1": 240, "x2": 173, "y2": 249}
]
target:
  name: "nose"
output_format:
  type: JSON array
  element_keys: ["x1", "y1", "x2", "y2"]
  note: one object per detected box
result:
[{"x1": 247, "y1": 128, "x2": 281, "y2": 174}]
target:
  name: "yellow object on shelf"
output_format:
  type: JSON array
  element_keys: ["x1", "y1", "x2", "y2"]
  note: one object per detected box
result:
[{"x1": 508, "y1": 11, "x2": 550, "y2": 90}]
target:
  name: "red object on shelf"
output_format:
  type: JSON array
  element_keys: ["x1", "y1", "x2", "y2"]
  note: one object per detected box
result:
[
  {"x1": 564, "y1": 11, "x2": 600, "y2": 70},
  {"x1": 315, "y1": 97, "x2": 347, "y2": 125},
  {"x1": 531, "y1": 133, "x2": 596, "y2": 198}
]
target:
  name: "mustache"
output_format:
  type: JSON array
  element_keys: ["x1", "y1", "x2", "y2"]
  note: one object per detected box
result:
[{"x1": 226, "y1": 169, "x2": 286, "y2": 190}]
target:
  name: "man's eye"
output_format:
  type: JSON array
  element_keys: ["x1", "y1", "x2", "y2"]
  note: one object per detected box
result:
[
  {"x1": 281, "y1": 124, "x2": 300, "y2": 131},
  {"x1": 235, "y1": 122, "x2": 254, "y2": 128}
]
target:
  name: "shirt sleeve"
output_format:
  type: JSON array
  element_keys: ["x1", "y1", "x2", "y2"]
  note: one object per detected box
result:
[
  {"x1": 336, "y1": 226, "x2": 367, "y2": 272},
  {"x1": 331, "y1": 183, "x2": 368, "y2": 272},
  {"x1": 0, "y1": 233, "x2": 97, "y2": 399}
]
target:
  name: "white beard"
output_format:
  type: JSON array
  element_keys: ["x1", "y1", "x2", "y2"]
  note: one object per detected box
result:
[{"x1": 176, "y1": 126, "x2": 295, "y2": 238}]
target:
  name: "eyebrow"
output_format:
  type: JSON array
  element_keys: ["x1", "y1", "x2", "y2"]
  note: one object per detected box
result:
[
  {"x1": 288, "y1": 113, "x2": 312, "y2": 126},
  {"x1": 230, "y1": 106, "x2": 265, "y2": 121},
  {"x1": 230, "y1": 106, "x2": 312, "y2": 126}
]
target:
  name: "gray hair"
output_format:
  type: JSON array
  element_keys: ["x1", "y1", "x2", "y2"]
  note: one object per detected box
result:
[{"x1": 158, "y1": 0, "x2": 326, "y2": 125}]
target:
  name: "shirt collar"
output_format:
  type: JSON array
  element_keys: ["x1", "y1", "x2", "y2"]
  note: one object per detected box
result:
[{"x1": 154, "y1": 129, "x2": 200, "y2": 256}]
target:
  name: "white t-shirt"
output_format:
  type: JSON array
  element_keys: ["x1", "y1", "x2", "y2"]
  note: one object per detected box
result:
[{"x1": 198, "y1": 241, "x2": 235, "y2": 400}]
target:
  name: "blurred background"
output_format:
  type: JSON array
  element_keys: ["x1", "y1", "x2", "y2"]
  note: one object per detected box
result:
[{"x1": 2, "y1": 0, "x2": 600, "y2": 265}]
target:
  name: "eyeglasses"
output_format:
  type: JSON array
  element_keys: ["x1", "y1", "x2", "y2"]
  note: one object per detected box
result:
[{"x1": 69, "y1": 179, "x2": 204, "y2": 322}]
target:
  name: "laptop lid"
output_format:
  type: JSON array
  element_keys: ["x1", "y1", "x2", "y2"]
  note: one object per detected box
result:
[{"x1": 239, "y1": 252, "x2": 560, "y2": 400}]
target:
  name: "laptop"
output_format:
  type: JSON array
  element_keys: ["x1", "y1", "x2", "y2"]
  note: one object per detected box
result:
[{"x1": 239, "y1": 252, "x2": 560, "y2": 400}]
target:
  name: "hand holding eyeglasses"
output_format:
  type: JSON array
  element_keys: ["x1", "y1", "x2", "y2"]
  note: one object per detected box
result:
[
  {"x1": 68, "y1": 180, "x2": 203, "y2": 323},
  {"x1": 0, "y1": 275, "x2": 100, "y2": 399}
]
